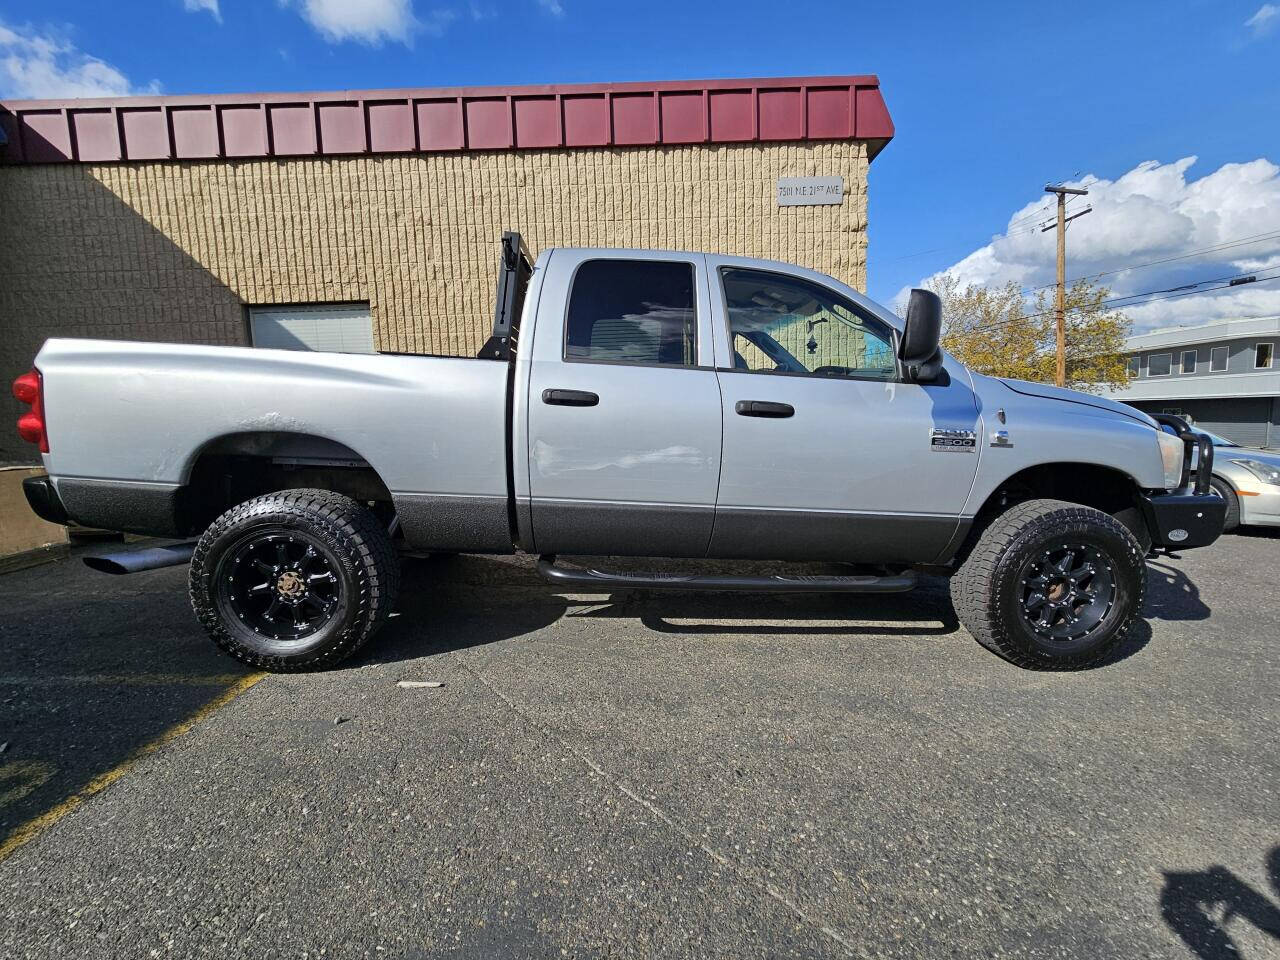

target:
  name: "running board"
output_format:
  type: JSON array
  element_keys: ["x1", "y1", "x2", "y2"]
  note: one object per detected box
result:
[{"x1": 535, "y1": 556, "x2": 917, "y2": 593}]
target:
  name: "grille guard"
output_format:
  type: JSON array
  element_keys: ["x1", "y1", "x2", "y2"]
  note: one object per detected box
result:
[{"x1": 1151, "y1": 414, "x2": 1214, "y2": 495}]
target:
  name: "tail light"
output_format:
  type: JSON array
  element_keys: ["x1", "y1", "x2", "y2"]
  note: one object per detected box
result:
[{"x1": 12, "y1": 368, "x2": 49, "y2": 453}]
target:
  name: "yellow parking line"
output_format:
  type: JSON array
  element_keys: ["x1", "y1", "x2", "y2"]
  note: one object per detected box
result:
[
  {"x1": 0, "y1": 671, "x2": 265, "y2": 864},
  {"x1": 0, "y1": 673, "x2": 252, "y2": 687}
]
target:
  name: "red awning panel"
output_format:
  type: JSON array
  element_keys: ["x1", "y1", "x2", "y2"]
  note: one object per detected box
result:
[{"x1": 0, "y1": 75, "x2": 893, "y2": 166}]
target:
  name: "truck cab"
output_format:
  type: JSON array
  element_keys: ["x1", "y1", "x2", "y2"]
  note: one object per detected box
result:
[{"x1": 515, "y1": 246, "x2": 982, "y2": 564}]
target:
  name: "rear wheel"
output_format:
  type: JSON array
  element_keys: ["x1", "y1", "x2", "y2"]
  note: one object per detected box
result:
[
  {"x1": 190, "y1": 489, "x2": 399, "y2": 672},
  {"x1": 951, "y1": 499, "x2": 1145, "y2": 670},
  {"x1": 1208, "y1": 476, "x2": 1240, "y2": 532}
]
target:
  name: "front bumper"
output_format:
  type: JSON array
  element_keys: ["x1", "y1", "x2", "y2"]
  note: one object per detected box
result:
[
  {"x1": 1139, "y1": 489, "x2": 1225, "y2": 549},
  {"x1": 1236, "y1": 481, "x2": 1280, "y2": 527}
]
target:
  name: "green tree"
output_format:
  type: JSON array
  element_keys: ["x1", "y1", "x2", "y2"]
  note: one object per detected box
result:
[{"x1": 926, "y1": 275, "x2": 1132, "y2": 393}]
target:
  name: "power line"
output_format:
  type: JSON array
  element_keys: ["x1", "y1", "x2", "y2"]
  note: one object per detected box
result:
[
  {"x1": 880, "y1": 222, "x2": 1045, "y2": 264},
  {"x1": 965, "y1": 270, "x2": 1280, "y2": 331},
  {"x1": 1023, "y1": 228, "x2": 1280, "y2": 293},
  {"x1": 1103, "y1": 268, "x2": 1278, "y2": 305}
]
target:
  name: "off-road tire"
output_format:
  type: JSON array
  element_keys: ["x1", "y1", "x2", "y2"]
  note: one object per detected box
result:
[
  {"x1": 1208, "y1": 476, "x2": 1240, "y2": 532},
  {"x1": 951, "y1": 498, "x2": 1146, "y2": 670},
  {"x1": 190, "y1": 489, "x2": 399, "y2": 672}
]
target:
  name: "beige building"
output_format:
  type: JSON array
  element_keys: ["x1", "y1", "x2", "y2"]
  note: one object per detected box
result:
[{"x1": 0, "y1": 75, "x2": 894, "y2": 464}]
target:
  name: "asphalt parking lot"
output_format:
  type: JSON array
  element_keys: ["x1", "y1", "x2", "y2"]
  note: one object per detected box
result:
[{"x1": 1, "y1": 532, "x2": 1277, "y2": 959}]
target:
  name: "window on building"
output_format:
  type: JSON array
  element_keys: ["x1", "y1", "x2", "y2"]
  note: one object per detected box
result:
[
  {"x1": 1181, "y1": 350, "x2": 1197, "y2": 374},
  {"x1": 565, "y1": 260, "x2": 697, "y2": 366},
  {"x1": 1210, "y1": 346, "x2": 1229, "y2": 372},
  {"x1": 720, "y1": 268, "x2": 897, "y2": 380},
  {"x1": 1256, "y1": 342, "x2": 1274, "y2": 369},
  {"x1": 1147, "y1": 353, "x2": 1172, "y2": 377},
  {"x1": 1126, "y1": 356, "x2": 1140, "y2": 378},
  {"x1": 249, "y1": 303, "x2": 374, "y2": 354}
]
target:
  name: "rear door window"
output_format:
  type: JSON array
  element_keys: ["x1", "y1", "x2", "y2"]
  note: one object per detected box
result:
[{"x1": 565, "y1": 260, "x2": 697, "y2": 366}]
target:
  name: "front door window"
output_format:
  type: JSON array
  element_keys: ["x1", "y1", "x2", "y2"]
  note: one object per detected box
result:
[{"x1": 720, "y1": 267, "x2": 897, "y2": 380}]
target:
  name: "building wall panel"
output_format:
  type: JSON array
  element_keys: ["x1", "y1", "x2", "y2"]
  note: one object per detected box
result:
[{"x1": 0, "y1": 140, "x2": 867, "y2": 463}]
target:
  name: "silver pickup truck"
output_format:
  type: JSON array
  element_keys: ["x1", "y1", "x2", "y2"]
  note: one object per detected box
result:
[{"x1": 14, "y1": 232, "x2": 1224, "y2": 672}]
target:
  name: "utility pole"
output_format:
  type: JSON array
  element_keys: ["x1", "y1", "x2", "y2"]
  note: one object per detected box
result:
[{"x1": 1042, "y1": 185, "x2": 1091, "y2": 386}]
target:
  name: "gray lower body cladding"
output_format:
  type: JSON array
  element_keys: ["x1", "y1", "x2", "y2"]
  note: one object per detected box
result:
[
  {"x1": 708, "y1": 507, "x2": 966, "y2": 564},
  {"x1": 528, "y1": 498, "x2": 967, "y2": 564},
  {"x1": 44, "y1": 479, "x2": 970, "y2": 566},
  {"x1": 529, "y1": 500, "x2": 715, "y2": 558},
  {"x1": 55, "y1": 478, "x2": 184, "y2": 537},
  {"x1": 392, "y1": 493, "x2": 513, "y2": 553}
]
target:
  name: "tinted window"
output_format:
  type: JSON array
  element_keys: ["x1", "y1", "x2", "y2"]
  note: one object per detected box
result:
[
  {"x1": 1210, "y1": 346, "x2": 1228, "y2": 371},
  {"x1": 1148, "y1": 354, "x2": 1172, "y2": 376},
  {"x1": 720, "y1": 268, "x2": 896, "y2": 380},
  {"x1": 565, "y1": 260, "x2": 696, "y2": 366},
  {"x1": 1181, "y1": 350, "x2": 1197, "y2": 373},
  {"x1": 1256, "y1": 342, "x2": 1274, "y2": 368},
  {"x1": 1127, "y1": 356, "x2": 1140, "y2": 378}
]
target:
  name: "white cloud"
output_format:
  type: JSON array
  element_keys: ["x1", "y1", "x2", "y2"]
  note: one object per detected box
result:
[
  {"x1": 538, "y1": 0, "x2": 566, "y2": 15},
  {"x1": 182, "y1": 0, "x2": 222, "y2": 24},
  {"x1": 0, "y1": 20, "x2": 159, "y2": 99},
  {"x1": 910, "y1": 157, "x2": 1280, "y2": 333},
  {"x1": 1245, "y1": 3, "x2": 1278, "y2": 37},
  {"x1": 279, "y1": 0, "x2": 455, "y2": 45}
]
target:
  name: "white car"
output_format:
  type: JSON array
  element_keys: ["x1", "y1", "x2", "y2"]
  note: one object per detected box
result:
[{"x1": 1193, "y1": 430, "x2": 1280, "y2": 531}]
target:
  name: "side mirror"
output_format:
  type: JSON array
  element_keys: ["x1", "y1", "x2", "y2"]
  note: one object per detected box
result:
[{"x1": 899, "y1": 288, "x2": 944, "y2": 383}]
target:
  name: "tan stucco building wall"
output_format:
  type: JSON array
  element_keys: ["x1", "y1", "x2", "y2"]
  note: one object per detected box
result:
[{"x1": 0, "y1": 140, "x2": 869, "y2": 463}]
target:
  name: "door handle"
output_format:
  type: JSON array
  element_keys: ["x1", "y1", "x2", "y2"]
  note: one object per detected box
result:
[
  {"x1": 542, "y1": 388, "x2": 599, "y2": 407},
  {"x1": 735, "y1": 400, "x2": 794, "y2": 418}
]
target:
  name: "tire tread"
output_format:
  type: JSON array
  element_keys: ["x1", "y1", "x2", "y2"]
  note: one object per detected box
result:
[
  {"x1": 951, "y1": 498, "x2": 1145, "y2": 670},
  {"x1": 189, "y1": 489, "x2": 399, "y2": 672}
]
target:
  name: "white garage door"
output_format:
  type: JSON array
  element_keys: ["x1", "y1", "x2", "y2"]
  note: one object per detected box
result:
[{"x1": 249, "y1": 303, "x2": 374, "y2": 354}]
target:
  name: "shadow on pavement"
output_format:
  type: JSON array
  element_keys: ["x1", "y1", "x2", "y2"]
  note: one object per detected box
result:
[
  {"x1": 1161, "y1": 846, "x2": 1280, "y2": 959},
  {"x1": 356, "y1": 555, "x2": 969, "y2": 668},
  {"x1": 358, "y1": 554, "x2": 1156, "y2": 668},
  {"x1": 0, "y1": 551, "x2": 257, "y2": 855},
  {"x1": 1144, "y1": 559, "x2": 1212, "y2": 622},
  {"x1": 1232, "y1": 526, "x2": 1280, "y2": 540}
]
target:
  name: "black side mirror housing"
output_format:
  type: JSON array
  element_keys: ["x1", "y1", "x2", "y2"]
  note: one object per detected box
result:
[{"x1": 899, "y1": 288, "x2": 944, "y2": 383}]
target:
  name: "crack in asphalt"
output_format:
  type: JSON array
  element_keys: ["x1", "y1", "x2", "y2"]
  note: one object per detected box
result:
[{"x1": 456, "y1": 660, "x2": 865, "y2": 958}]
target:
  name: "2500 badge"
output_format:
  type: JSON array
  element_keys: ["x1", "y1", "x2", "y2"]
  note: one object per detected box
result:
[{"x1": 930, "y1": 428, "x2": 977, "y2": 452}]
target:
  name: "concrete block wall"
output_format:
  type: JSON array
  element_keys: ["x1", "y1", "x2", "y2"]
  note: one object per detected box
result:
[{"x1": 0, "y1": 140, "x2": 869, "y2": 464}]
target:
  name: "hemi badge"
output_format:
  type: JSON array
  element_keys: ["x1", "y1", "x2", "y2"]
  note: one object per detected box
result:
[{"x1": 930, "y1": 428, "x2": 977, "y2": 452}]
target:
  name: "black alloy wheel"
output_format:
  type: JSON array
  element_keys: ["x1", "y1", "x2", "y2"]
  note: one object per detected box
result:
[
  {"x1": 217, "y1": 531, "x2": 342, "y2": 643},
  {"x1": 1016, "y1": 542, "x2": 1116, "y2": 644},
  {"x1": 190, "y1": 489, "x2": 400, "y2": 672},
  {"x1": 951, "y1": 498, "x2": 1146, "y2": 670}
]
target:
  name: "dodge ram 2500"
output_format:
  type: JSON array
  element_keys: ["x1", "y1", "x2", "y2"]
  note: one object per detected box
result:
[{"x1": 15, "y1": 232, "x2": 1224, "y2": 672}]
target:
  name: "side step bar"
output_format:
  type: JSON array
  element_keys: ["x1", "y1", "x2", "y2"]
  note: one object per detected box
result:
[{"x1": 535, "y1": 556, "x2": 917, "y2": 593}]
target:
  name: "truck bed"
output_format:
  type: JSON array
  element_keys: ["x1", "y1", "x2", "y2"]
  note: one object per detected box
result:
[{"x1": 35, "y1": 338, "x2": 513, "y2": 551}]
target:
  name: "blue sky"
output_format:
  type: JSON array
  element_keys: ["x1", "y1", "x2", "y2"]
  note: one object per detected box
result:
[{"x1": 2, "y1": 0, "x2": 1278, "y2": 328}]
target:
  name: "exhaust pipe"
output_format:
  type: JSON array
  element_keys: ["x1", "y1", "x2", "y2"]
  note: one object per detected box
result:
[{"x1": 83, "y1": 540, "x2": 197, "y2": 575}]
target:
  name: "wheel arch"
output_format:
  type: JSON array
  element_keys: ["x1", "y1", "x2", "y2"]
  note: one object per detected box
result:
[
  {"x1": 949, "y1": 461, "x2": 1150, "y2": 566},
  {"x1": 177, "y1": 430, "x2": 395, "y2": 536}
]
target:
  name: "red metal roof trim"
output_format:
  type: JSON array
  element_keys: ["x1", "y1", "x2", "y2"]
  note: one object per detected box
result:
[{"x1": 0, "y1": 75, "x2": 893, "y2": 166}]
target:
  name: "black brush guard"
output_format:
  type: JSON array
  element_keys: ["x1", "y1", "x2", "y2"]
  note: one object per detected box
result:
[{"x1": 1142, "y1": 414, "x2": 1224, "y2": 550}]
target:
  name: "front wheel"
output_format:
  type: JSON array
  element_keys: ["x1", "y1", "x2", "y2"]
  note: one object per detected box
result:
[
  {"x1": 951, "y1": 499, "x2": 1146, "y2": 670},
  {"x1": 190, "y1": 489, "x2": 400, "y2": 672},
  {"x1": 1208, "y1": 476, "x2": 1240, "y2": 532}
]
